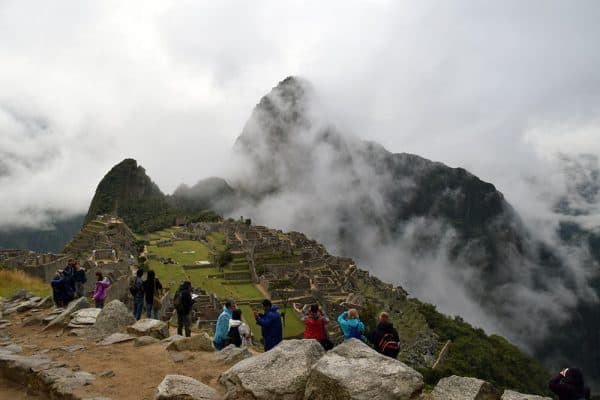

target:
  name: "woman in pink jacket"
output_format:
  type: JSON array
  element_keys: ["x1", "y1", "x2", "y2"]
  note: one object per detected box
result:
[{"x1": 93, "y1": 272, "x2": 111, "y2": 308}]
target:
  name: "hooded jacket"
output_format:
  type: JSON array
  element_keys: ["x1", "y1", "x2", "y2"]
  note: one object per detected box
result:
[
  {"x1": 214, "y1": 306, "x2": 233, "y2": 343},
  {"x1": 337, "y1": 311, "x2": 365, "y2": 340},
  {"x1": 51, "y1": 275, "x2": 71, "y2": 303},
  {"x1": 256, "y1": 305, "x2": 283, "y2": 351},
  {"x1": 228, "y1": 319, "x2": 251, "y2": 347},
  {"x1": 175, "y1": 282, "x2": 194, "y2": 314},
  {"x1": 93, "y1": 277, "x2": 111, "y2": 301},
  {"x1": 549, "y1": 368, "x2": 591, "y2": 400}
]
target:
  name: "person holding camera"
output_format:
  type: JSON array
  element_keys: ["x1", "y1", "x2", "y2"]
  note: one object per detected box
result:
[
  {"x1": 549, "y1": 367, "x2": 590, "y2": 400},
  {"x1": 253, "y1": 299, "x2": 283, "y2": 351}
]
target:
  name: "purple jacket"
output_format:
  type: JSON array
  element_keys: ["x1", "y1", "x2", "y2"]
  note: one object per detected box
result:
[{"x1": 93, "y1": 278, "x2": 111, "y2": 301}]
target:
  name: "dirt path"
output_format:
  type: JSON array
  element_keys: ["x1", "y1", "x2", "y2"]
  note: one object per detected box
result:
[{"x1": 3, "y1": 313, "x2": 233, "y2": 399}]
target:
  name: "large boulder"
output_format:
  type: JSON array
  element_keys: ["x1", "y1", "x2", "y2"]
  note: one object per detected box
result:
[
  {"x1": 219, "y1": 339, "x2": 324, "y2": 400},
  {"x1": 43, "y1": 297, "x2": 91, "y2": 330},
  {"x1": 156, "y1": 374, "x2": 218, "y2": 400},
  {"x1": 127, "y1": 319, "x2": 170, "y2": 339},
  {"x1": 305, "y1": 339, "x2": 423, "y2": 400},
  {"x1": 166, "y1": 332, "x2": 213, "y2": 352},
  {"x1": 214, "y1": 345, "x2": 252, "y2": 364},
  {"x1": 501, "y1": 390, "x2": 551, "y2": 400},
  {"x1": 93, "y1": 300, "x2": 135, "y2": 336},
  {"x1": 431, "y1": 376, "x2": 500, "y2": 400}
]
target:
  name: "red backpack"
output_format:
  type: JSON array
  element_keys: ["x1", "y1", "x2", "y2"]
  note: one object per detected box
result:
[{"x1": 379, "y1": 333, "x2": 400, "y2": 358}]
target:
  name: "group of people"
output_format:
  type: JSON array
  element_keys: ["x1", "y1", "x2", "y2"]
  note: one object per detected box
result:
[
  {"x1": 129, "y1": 269, "x2": 163, "y2": 320},
  {"x1": 50, "y1": 259, "x2": 113, "y2": 309}
]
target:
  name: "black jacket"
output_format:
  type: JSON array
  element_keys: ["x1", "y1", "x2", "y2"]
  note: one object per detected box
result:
[
  {"x1": 549, "y1": 370, "x2": 591, "y2": 400},
  {"x1": 143, "y1": 278, "x2": 163, "y2": 303},
  {"x1": 175, "y1": 283, "x2": 194, "y2": 315},
  {"x1": 73, "y1": 269, "x2": 87, "y2": 284},
  {"x1": 368, "y1": 321, "x2": 400, "y2": 358}
]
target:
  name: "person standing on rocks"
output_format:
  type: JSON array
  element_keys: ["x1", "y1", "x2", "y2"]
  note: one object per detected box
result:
[
  {"x1": 214, "y1": 300, "x2": 236, "y2": 350},
  {"x1": 254, "y1": 299, "x2": 283, "y2": 351},
  {"x1": 303, "y1": 304, "x2": 333, "y2": 350},
  {"x1": 143, "y1": 270, "x2": 163, "y2": 319},
  {"x1": 51, "y1": 270, "x2": 69, "y2": 307},
  {"x1": 130, "y1": 268, "x2": 145, "y2": 320},
  {"x1": 368, "y1": 312, "x2": 400, "y2": 358},
  {"x1": 92, "y1": 272, "x2": 111, "y2": 308},
  {"x1": 337, "y1": 308, "x2": 366, "y2": 342},
  {"x1": 549, "y1": 367, "x2": 591, "y2": 400},
  {"x1": 174, "y1": 281, "x2": 194, "y2": 337},
  {"x1": 63, "y1": 259, "x2": 76, "y2": 295},
  {"x1": 73, "y1": 261, "x2": 87, "y2": 298}
]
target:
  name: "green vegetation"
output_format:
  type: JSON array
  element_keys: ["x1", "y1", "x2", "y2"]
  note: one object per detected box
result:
[
  {"x1": 416, "y1": 301, "x2": 551, "y2": 396},
  {"x1": 0, "y1": 268, "x2": 51, "y2": 298}
]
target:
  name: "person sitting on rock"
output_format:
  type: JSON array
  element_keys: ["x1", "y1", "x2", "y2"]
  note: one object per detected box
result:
[
  {"x1": 214, "y1": 300, "x2": 236, "y2": 350},
  {"x1": 549, "y1": 367, "x2": 591, "y2": 400},
  {"x1": 174, "y1": 281, "x2": 194, "y2": 337},
  {"x1": 253, "y1": 299, "x2": 283, "y2": 351},
  {"x1": 73, "y1": 261, "x2": 87, "y2": 299},
  {"x1": 337, "y1": 308, "x2": 366, "y2": 342},
  {"x1": 228, "y1": 308, "x2": 252, "y2": 347},
  {"x1": 368, "y1": 312, "x2": 400, "y2": 358},
  {"x1": 303, "y1": 304, "x2": 333, "y2": 350},
  {"x1": 143, "y1": 270, "x2": 163, "y2": 319},
  {"x1": 93, "y1": 272, "x2": 111, "y2": 309}
]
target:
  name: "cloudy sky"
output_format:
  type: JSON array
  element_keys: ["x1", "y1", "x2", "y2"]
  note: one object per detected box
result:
[{"x1": 1, "y1": 0, "x2": 599, "y2": 229}]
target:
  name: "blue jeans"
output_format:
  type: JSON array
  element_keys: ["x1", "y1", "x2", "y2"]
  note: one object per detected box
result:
[
  {"x1": 133, "y1": 298, "x2": 144, "y2": 320},
  {"x1": 145, "y1": 300, "x2": 159, "y2": 319}
]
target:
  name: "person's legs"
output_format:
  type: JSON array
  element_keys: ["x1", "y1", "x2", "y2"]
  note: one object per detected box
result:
[
  {"x1": 177, "y1": 312, "x2": 183, "y2": 336},
  {"x1": 95, "y1": 299, "x2": 104, "y2": 309},
  {"x1": 75, "y1": 282, "x2": 84, "y2": 298},
  {"x1": 152, "y1": 306, "x2": 159, "y2": 320},
  {"x1": 145, "y1": 301, "x2": 152, "y2": 318},
  {"x1": 184, "y1": 313, "x2": 191, "y2": 337},
  {"x1": 133, "y1": 299, "x2": 143, "y2": 320}
]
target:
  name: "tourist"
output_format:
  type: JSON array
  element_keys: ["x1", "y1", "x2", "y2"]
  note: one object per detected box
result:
[
  {"x1": 549, "y1": 368, "x2": 591, "y2": 400},
  {"x1": 337, "y1": 308, "x2": 366, "y2": 341},
  {"x1": 63, "y1": 259, "x2": 76, "y2": 294},
  {"x1": 73, "y1": 261, "x2": 87, "y2": 298},
  {"x1": 253, "y1": 299, "x2": 283, "y2": 351},
  {"x1": 143, "y1": 270, "x2": 163, "y2": 319},
  {"x1": 130, "y1": 269, "x2": 145, "y2": 320},
  {"x1": 303, "y1": 304, "x2": 333, "y2": 350},
  {"x1": 174, "y1": 281, "x2": 194, "y2": 337},
  {"x1": 92, "y1": 272, "x2": 111, "y2": 308},
  {"x1": 51, "y1": 271, "x2": 69, "y2": 307},
  {"x1": 214, "y1": 300, "x2": 236, "y2": 350},
  {"x1": 368, "y1": 312, "x2": 400, "y2": 358},
  {"x1": 228, "y1": 308, "x2": 252, "y2": 347}
]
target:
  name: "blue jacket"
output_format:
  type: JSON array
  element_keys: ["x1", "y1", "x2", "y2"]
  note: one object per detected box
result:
[
  {"x1": 214, "y1": 306, "x2": 233, "y2": 343},
  {"x1": 337, "y1": 311, "x2": 365, "y2": 340},
  {"x1": 256, "y1": 305, "x2": 283, "y2": 351}
]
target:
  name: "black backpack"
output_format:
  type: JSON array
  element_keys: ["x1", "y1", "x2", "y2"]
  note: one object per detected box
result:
[
  {"x1": 228, "y1": 326, "x2": 242, "y2": 347},
  {"x1": 378, "y1": 333, "x2": 400, "y2": 358}
]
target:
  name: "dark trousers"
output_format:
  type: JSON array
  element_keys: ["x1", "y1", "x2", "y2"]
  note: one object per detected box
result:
[
  {"x1": 177, "y1": 312, "x2": 191, "y2": 337},
  {"x1": 95, "y1": 299, "x2": 105, "y2": 309},
  {"x1": 133, "y1": 298, "x2": 144, "y2": 320}
]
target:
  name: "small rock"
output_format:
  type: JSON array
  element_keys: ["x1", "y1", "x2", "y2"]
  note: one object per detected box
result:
[
  {"x1": 169, "y1": 351, "x2": 195, "y2": 363},
  {"x1": 37, "y1": 296, "x2": 54, "y2": 309},
  {"x1": 2, "y1": 343, "x2": 23, "y2": 354},
  {"x1": 127, "y1": 319, "x2": 169, "y2": 339},
  {"x1": 99, "y1": 370, "x2": 115, "y2": 378},
  {"x1": 214, "y1": 345, "x2": 252, "y2": 364},
  {"x1": 166, "y1": 332, "x2": 213, "y2": 352},
  {"x1": 44, "y1": 297, "x2": 91, "y2": 331},
  {"x1": 502, "y1": 390, "x2": 552, "y2": 400},
  {"x1": 432, "y1": 375, "x2": 500, "y2": 400},
  {"x1": 60, "y1": 344, "x2": 86, "y2": 353},
  {"x1": 156, "y1": 374, "x2": 218, "y2": 400},
  {"x1": 98, "y1": 332, "x2": 136, "y2": 346},
  {"x1": 134, "y1": 336, "x2": 160, "y2": 347}
]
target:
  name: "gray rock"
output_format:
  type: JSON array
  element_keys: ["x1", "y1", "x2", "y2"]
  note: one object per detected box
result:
[
  {"x1": 127, "y1": 319, "x2": 169, "y2": 339},
  {"x1": 2, "y1": 344, "x2": 23, "y2": 354},
  {"x1": 156, "y1": 374, "x2": 218, "y2": 400},
  {"x1": 135, "y1": 336, "x2": 160, "y2": 347},
  {"x1": 432, "y1": 376, "x2": 500, "y2": 400},
  {"x1": 39, "y1": 368, "x2": 96, "y2": 396},
  {"x1": 166, "y1": 332, "x2": 213, "y2": 352},
  {"x1": 43, "y1": 297, "x2": 91, "y2": 330},
  {"x1": 220, "y1": 339, "x2": 325, "y2": 400},
  {"x1": 99, "y1": 369, "x2": 115, "y2": 378},
  {"x1": 98, "y1": 332, "x2": 136, "y2": 346},
  {"x1": 60, "y1": 344, "x2": 86, "y2": 353},
  {"x1": 169, "y1": 351, "x2": 195, "y2": 363},
  {"x1": 501, "y1": 390, "x2": 551, "y2": 400},
  {"x1": 93, "y1": 300, "x2": 136, "y2": 336},
  {"x1": 305, "y1": 339, "x2": 424, "y2": 400},
  {"x1": 37, "y1": 296, "x2": 54, "y2": 309},
  {"x1": 214, "y1": 345, "x2": 252, "y2": 364},
  {"x1": 71, "y1": 308, "x2": 102, "y2": 325}
]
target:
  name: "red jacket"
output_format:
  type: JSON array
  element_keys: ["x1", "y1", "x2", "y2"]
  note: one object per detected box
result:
[{"x1": 304, "y1": 314, "x2": 327, "y2": 341}]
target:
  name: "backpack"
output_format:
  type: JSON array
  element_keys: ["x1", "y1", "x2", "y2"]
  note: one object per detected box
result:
[
  {"x1": 348, "y1": 324, "x2": 363, "y2": 340},
  {"x1": 228, "y1": 326, "x2": 242, "y2": 347},
  {"x1": 378, "y1": 333, "x2": 400, "y2": 358}
]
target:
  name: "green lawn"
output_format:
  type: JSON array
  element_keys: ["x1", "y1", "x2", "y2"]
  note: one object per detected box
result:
[
  {"x1": 0, "y1": 269, "x2": 52, "y2": 298},
  {"x1": 239, "y1": 305, "x2": 304, "y2": 341},
  {"x1": 207, "y1": 231, "x2": 226, "y2": 251}
]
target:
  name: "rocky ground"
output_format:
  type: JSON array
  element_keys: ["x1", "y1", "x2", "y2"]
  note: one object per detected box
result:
[{"x1": 0, "y1": 292, "x2": 552, "y2": 400}]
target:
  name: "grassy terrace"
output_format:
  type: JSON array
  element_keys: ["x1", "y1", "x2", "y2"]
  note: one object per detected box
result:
[
  {"x1": 0, "y1": 269, "x2": 51, "y2": 298},
  {"x1": 144, "y1": 227, "x2": 305, "y2": 338}
]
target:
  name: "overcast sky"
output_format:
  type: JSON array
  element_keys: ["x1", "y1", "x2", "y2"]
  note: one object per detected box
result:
[{"x1": 1, "y1": 0, "x2": 599, "y2": 229}]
